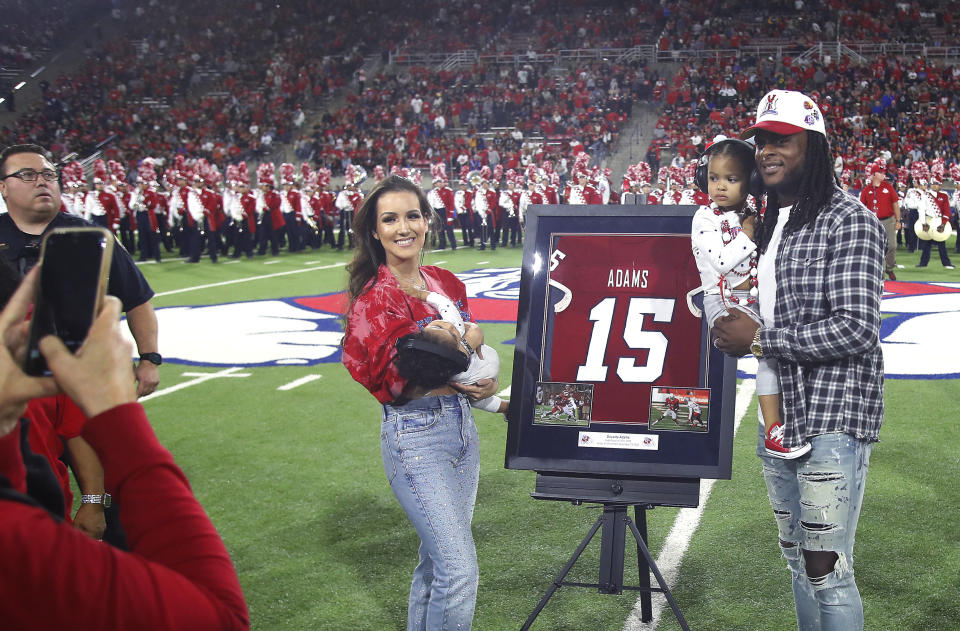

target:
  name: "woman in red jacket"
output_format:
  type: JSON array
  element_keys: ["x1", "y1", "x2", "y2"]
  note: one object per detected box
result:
[
  {"x1": 0, "y1": 270, "x2": 248, "y2": 631},
  {"x1": 342, "y1": 175, "x2": 497, "y2": 631}
]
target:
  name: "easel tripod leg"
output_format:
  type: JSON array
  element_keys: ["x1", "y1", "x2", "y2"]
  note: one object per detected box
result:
[
  {"x1": 635, "y1": 505, "x2": 653, "y2": 622},
  {"x1": 626, "y1": 516, "x2": 690, "y2": 631},
  {"x1": 520, "y1": 514, "x2": 604, "y2": 631}
]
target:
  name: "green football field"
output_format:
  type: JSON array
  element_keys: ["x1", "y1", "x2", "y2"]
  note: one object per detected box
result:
[{"x1": 129, "y1": 243, "x2": 959, "y2": 631}]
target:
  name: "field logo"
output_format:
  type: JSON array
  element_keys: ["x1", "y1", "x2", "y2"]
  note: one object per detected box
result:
[
  {"x1": 137, "y1": 267, "x2": 522, "y2": 367},
  {"x1": 139, "y1": 274, "x2": 960, "y2": 378},
  {"x1": 737, "y1": 281, "x2": 960, "y2": 380}
]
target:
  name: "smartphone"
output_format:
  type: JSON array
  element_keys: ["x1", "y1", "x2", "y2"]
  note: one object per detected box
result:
[{"x1": 23, "y1": 227, "x2": 114, "y2": 376}]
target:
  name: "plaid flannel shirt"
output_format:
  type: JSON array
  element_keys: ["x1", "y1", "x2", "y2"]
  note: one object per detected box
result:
[{"x1": 761, "y1": 188, "x2": 885, "y2": 448}]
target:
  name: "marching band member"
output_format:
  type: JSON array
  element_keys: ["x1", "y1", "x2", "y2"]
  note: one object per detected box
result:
[
  {"x1": 473, "y1": 174, "x2": 497, "y2": 251},
  {"x1": 298, "y1": 163, "x2": 321, "y2": 249},
  {"x1": 84, "y1": 160, "x2": 119, "y2": 230},
  {"x1": 596, "y1": 167, "x2": 611, "y2": 204},
  {"x1": 315, "y1": 167, "x2": 338, "y2": 248},
  {"x1": 131, "y1": 159, "x2": 162, "y2": 263},
  {"x1": 543, "y1": 172, "x2": 560, "y2": 205},
  {"x1": 428, "y1": 164, "x2": 457, "y2": 250},
  {"x1": 183, "y1": 169, "x2": 207, "y2": 263},
  {"x1": 256, "y1": 162, "x2": 284, "y2": 256},
  {"x1": 60, "y1": 162, "x2": 86, "y2": 217},
  {"x1": 109, "y1": 160, "x2": 136, "y2": 253},
  {"x1": 519, "y1": 177, "x2": 543, "y2": 233},
  {"x1": 232, "y1": 165, "x2": 257, "y2": 259},
  {"x1": 564, "y1": 169, "x2": 600, "y2": 204},
  {"x1": 165, "y1": 162, "x2": 190, "y2": 255},
  {"x1": 335, "y1": 165, "x2": 365, "y2": 250},
  {"x1": 454, "y1": 176, "x2": 474, "y2": 246},
  {"x1": 914, "y1": 171, "x2": 954, "y2": 269},
  {"x1": 279, "y1": 163, "x2": 305, "y2": 252},
  {"x1": 499, "y1": 173, "x2": 521, "y2": 247},
  {"x1": 222, "y1": 165, "x2": 241, "y2": 255}
]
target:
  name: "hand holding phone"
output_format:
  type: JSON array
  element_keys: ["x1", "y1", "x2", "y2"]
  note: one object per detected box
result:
[
  {"x1": 0, "y1": 268, "x2": 59, "y2": 436},
  {"x1": 39, "y1": 295, "x2": 136, "y2": 419},
  {"x1": 23, "y1": 227, "x2": 114, "y2": 377}
]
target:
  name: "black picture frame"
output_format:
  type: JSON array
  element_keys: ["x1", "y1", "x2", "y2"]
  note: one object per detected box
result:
[{"x1": 505, "y1": 204, "x2": 738, "y2": 480}]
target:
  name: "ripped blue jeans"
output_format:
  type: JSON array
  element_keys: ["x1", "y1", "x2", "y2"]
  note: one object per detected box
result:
[
  {"x1": 381, "y1": 394, "x2": 480, "y2": 631},
  {"x1": 758, "y1": 430, "x2": 873, "y2": 631}
]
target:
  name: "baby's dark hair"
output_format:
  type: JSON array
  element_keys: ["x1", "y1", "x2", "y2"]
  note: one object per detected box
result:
[
  {"x1": 393, "y1": 328, "x2": 469, "y2": 399},
  {"x1": 708, "y1": 139, "x2": 756, "y2": 173}
]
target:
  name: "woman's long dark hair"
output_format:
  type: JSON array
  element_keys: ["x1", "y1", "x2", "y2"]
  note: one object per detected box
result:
[
  {"x1": 756, "y1": 131, "x2": 838, "y2": 253},
  {"x1": 344, "y1": 174, "x2": 433, "y2": 303}
]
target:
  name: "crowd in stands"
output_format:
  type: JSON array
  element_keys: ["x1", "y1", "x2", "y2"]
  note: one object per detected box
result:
[
  {"x1": 300, "y1": 58, "x2": 639, "y2": 180},
  {"x1": 650, "y1": 50, "x2": 960, "y2": 191},
  {"x1": 3, "y1": 0, "x2": 960, "y2": 194},
  {"x1": 0, "y1": 0, "x2": 109, "y2": 70}
]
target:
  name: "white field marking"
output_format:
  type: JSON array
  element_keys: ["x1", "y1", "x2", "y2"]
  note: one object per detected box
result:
[
  {"x1": 153, "y1": 262, "x2": 346, "y2": 297},
  {"x1": 433, "y1": 260, "x2": 448, "y2": 265},
  {"x1": 225, "y1": 260, "x2": 240, "y2": 264},
  {"x1": 135, "y1": 256, "x2": 187, "y2": 266},
  {"x1": 277, "y1": 374, "x2": 323, "y2": 391},
  {"x1": 497, "y1": 385, "x2": 511, "y2": 397},
  {"x1": 302, "y1": 261, "x2": 320, "y2": 265},
  {"x1": 181, "y1": 371, "x2": 250, "y2": 378},
  {"x1": 478, "y1": 260, "x2": 490, "y2": 265},
  {"x1": 139, "y1": 367, "x2": 251, "y2": 402},
  {"x1": 622, "y1": 377, "x2": 756, "y2": 631},
  {"x1": 263, "y1": 260, "x2": 281, "y2": 265}
]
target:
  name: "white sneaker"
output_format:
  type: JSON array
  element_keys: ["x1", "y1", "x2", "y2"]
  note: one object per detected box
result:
[{"x1": 946, "y1": 266, "x2": 955, "y2": 270}]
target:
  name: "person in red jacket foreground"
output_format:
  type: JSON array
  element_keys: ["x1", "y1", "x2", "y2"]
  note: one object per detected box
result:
[{"x1": 0, "y1": 268, "x2": 249, "y2": 631}]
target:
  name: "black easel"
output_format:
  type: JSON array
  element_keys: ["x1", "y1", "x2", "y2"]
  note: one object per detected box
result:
[{"x1": 520, "y1": 474, "x2": 699, "y2": 631}]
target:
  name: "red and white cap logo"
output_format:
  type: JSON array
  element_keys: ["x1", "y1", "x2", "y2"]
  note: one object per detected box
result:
[{"x1": 741, "y1": 90, "x2": 826, "y2": 139}]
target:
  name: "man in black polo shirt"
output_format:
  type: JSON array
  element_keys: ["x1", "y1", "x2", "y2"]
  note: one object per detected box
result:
[{"x1": 0, "y1": 144, "x2": 161, "y2": 396}]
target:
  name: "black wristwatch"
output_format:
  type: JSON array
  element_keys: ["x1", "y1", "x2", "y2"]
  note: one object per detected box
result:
[{"x1": 139, "y1": 352, "x2": 163, "y2": 366}]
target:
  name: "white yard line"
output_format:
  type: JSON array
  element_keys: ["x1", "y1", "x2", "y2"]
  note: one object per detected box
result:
[
  {"x1": 153, "y1": 262, "x2": 346, "y2": 297},
  {"x1": 263, "y1": 260, "x2": 281, "y2": 265},
  {"x1": 135, "y1": 256, "x2": 188, "y2": 265},
  {"x1": 139, "y1": 367, "x2": 251, "y2": 402},
  {"x1": 622, "y1": 377, "x2": 756, "y2": 631},
  {"x1": 277, "y1": 374, "x2": 323, "y2": 391}
]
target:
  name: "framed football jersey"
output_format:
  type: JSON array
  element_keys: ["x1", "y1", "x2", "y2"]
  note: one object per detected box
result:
[{"x1": 506, "y1": 204, "x2": 738, "y2": 479}]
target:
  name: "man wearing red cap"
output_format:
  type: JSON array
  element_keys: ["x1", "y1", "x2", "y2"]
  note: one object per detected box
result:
[
  {"x1": 714, "y1": 90, "x2": 885, "y2": 631},
  {"x1": 859, "y1": 163, "x2": 901, "y2": 280}
]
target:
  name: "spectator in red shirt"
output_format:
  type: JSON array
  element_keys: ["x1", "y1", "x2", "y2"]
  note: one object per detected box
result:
[
  {"x1": 0, "y1": 269, "x2": 249, "y2": 631},
  {"x1": 859, "y1": 162, "x2": 902, "y2": 280}
]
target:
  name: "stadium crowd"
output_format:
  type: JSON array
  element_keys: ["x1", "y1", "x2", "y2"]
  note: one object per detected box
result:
[{"x1": 1, "y1": 0, "x2": 960, "y2": 263}]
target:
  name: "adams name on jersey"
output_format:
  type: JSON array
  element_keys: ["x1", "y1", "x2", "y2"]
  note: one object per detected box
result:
[{"x1": 542, "y1": 234, "x2": 705, "y2": 424}]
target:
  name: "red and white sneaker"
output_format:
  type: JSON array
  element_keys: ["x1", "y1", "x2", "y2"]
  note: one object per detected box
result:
[{"x1": 765, "y1": 422, "x2": 811, "y2": 459}]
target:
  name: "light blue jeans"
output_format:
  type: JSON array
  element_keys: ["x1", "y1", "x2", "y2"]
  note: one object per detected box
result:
[
  {"x1": 381, "y1": 394, "x2": 480, "y2": 631},
  {"x1": 758, "y1": 430, "x2": 873, "y2": 631}
]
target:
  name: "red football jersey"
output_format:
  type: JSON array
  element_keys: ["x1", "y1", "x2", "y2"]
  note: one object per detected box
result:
[{"x1": 542, "y1": 234, "x2": 705, "y2": 424}]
